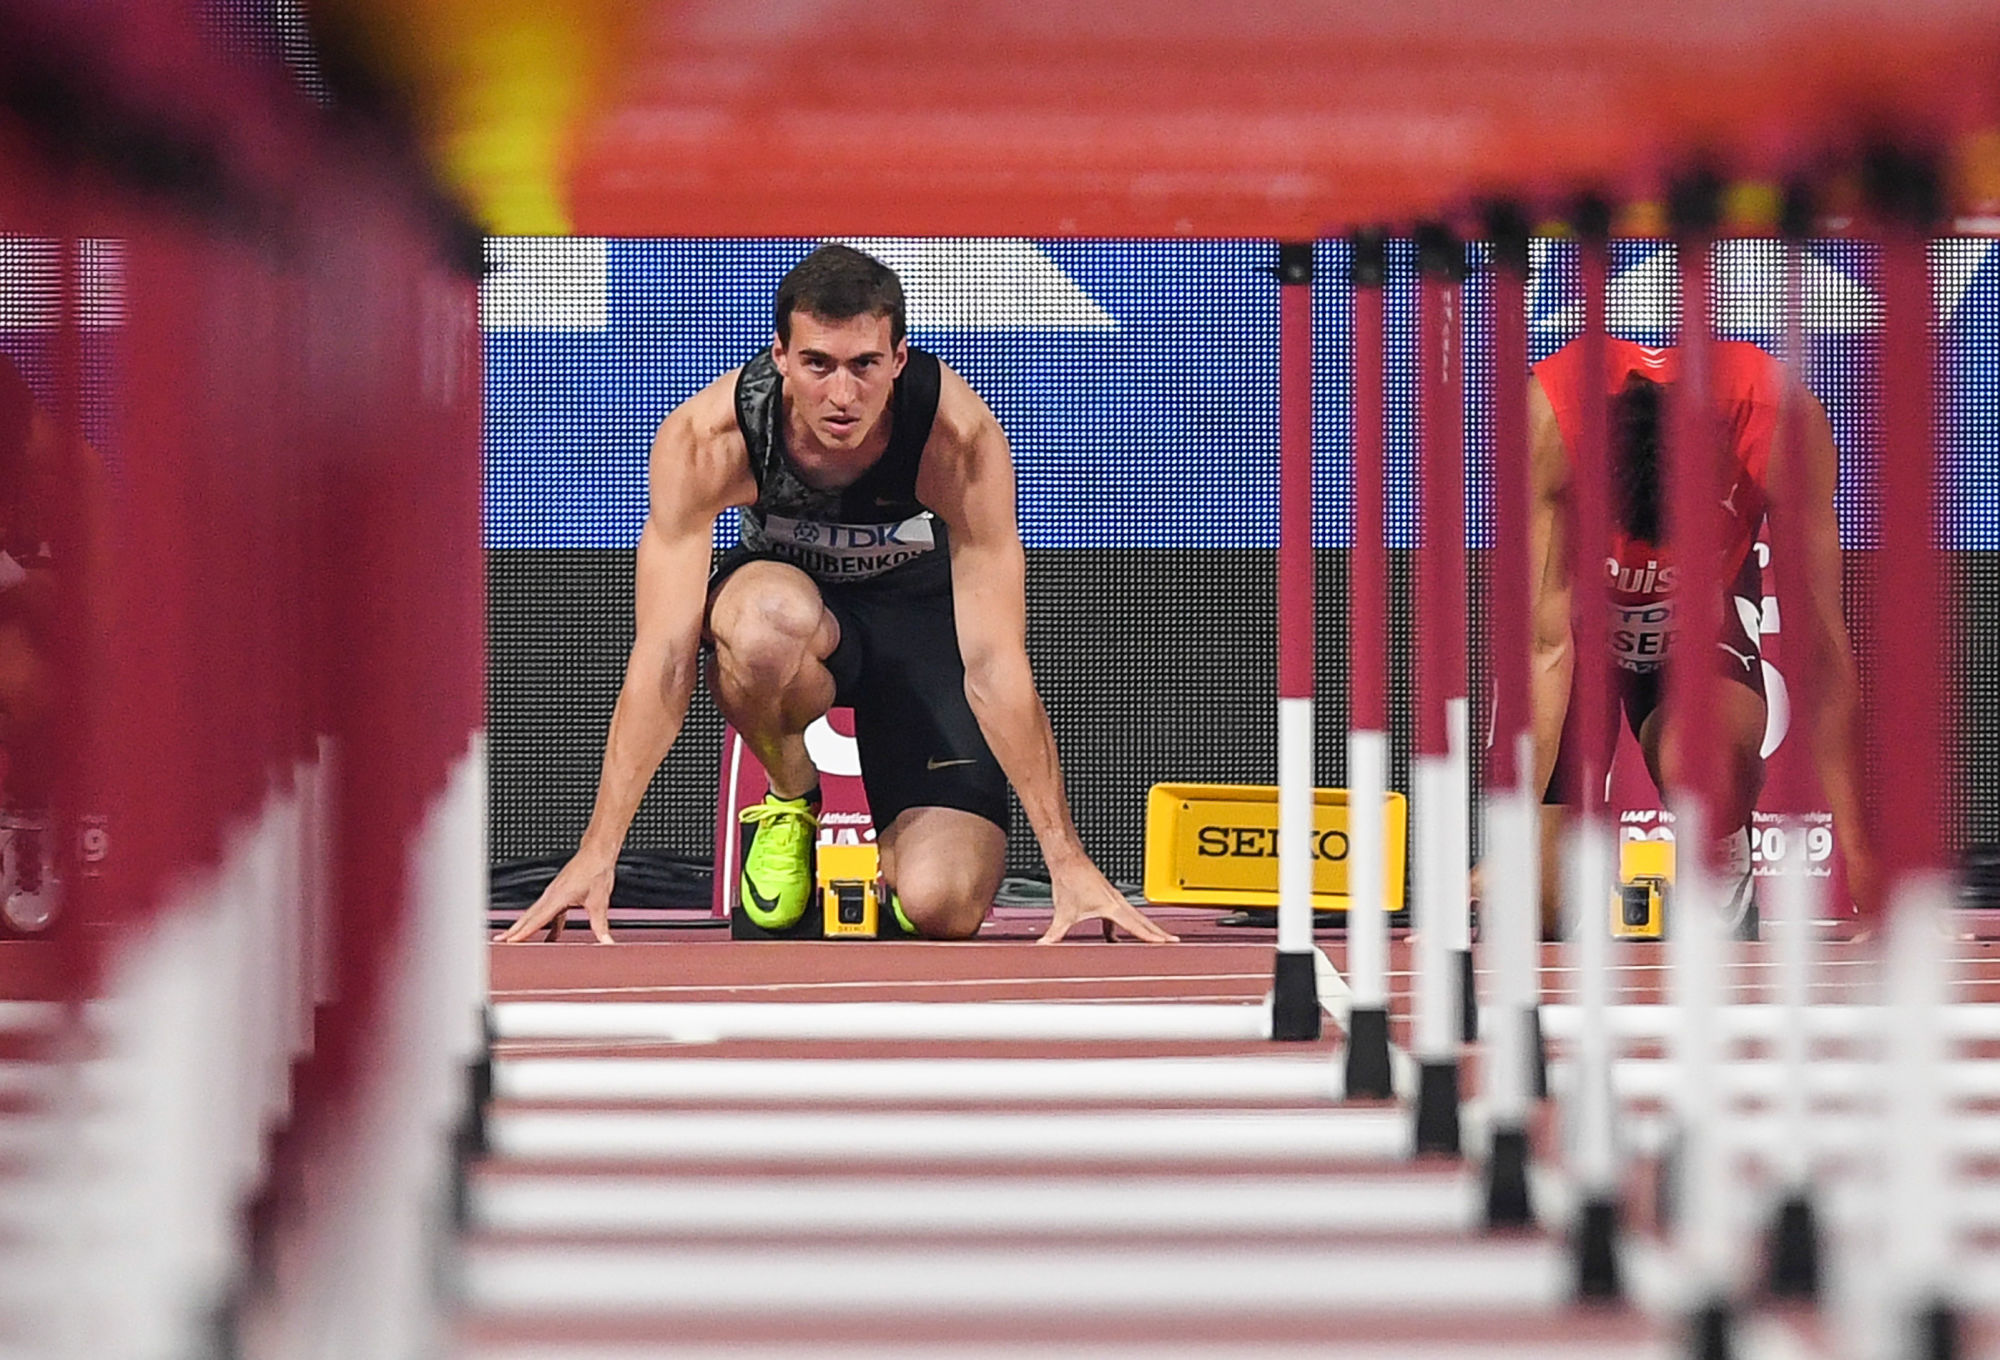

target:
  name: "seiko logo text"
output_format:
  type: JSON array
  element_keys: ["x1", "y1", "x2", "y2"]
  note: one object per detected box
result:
[{"x1": 1195, "y1": 826, "x2": 1350, "y2": 861}]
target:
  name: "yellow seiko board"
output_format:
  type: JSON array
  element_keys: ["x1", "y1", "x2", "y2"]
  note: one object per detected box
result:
[
  {"x1": 1142, "y1": 784, "x2": 1408, "y2": 911},
  {"x1": 818, "y1": 842, "x2": 882, "y2": 938}
]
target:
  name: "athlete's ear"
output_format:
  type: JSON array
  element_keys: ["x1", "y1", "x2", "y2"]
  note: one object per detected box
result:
[
  {"x1": 891, "y1": 337, "x2": 908, "y2": 378},
  {"x1": 769, "y1": 331, "x2": 789, "y2": 374}
]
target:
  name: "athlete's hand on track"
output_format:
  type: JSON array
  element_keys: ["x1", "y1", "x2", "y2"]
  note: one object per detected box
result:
[
  {"x1": 498, "y1": 853, "x2": 617, "y2": 944},
  {"x1": 1038, "y1": 862, "x2": 1179, "y2": 944}
]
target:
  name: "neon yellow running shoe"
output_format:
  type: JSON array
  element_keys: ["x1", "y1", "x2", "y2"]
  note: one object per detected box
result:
[
  {"x1": 738, "y1": 791, "x2": 819, "y2": 930},
  {"x1": 882, "y1": 884, "x2": 918, "y2": 937}
]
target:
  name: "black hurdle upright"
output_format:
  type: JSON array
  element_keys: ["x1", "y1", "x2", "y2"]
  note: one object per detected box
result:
[
  {"x1": 1272, "y1": 240, "x2": 1322, "y2": 1041},
  {"x1": 1411, "y1": 222, "x2": 1469, "y2": 1156},
  {"x1": 1568, "y1": 193, "x2": 1626, "y2": 1302},
  {"x1": 1761, "y1": 176, "x2": 1825, "y2": 1304},
  {"x1": 1481, "y1": 200, "x2": 1541, "y2": 1228},
  {"x1": 1343, "y1": 229, "x2": 1396, "y2": 1097}
]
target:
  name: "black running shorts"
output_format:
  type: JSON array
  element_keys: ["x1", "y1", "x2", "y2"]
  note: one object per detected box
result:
[
  {"x1": 1544, "y1": 549, "x2": 1767, "y2": 805},
  {"x1": 709, "y1": 546, "x2": 1012, "y2": 834}
]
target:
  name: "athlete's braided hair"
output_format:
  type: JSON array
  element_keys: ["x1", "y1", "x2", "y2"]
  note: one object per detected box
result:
[
  {"x1": 1611, "y1": 371, "x2": 1663, "y2": 542},
  {"x1": 774, "y1": 244, "x2": 907, "y2": 347}
]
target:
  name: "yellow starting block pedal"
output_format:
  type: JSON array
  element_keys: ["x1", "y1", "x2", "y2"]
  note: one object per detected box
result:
[
  {"x1": 1612, "y1": 838, "x2": 1674, "y2": 940},
  {"x1": 819, "y1": 842, "x2": 882, "y2": 939}
]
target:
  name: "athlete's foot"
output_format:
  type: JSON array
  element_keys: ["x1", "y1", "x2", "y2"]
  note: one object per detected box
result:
[
  {"x1": 1, "y1": 814, "x2": 59, "y2": 934},
  {"x1": 882, "y1": 885, "x2": 919, "y2": 937},
  {"x1": 1716, "y1": 826, "x2": 1757, "y2": 941},
  {"x1": 738, "y1": 789, "x2": 820, "y2": 930}
]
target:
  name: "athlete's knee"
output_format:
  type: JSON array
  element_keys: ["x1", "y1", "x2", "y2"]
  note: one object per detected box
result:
[
  {"x1": 713, "y1": 584, "x2": 830, "y2": 691},
  {"x1": 0, "y1": 624, "x2": 52, "y2": 733},
  {"x1": 1652, "y1": 689, "x2": 1764, "y2": 816},
  {"x1": 889, "y1": 860, "x2": 992, "y2": 940}
]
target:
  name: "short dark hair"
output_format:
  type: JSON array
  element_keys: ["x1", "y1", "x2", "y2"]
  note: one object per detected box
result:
[
  {"x1": 774, "y1": 244, "x2": 906, "y2": 347},
  {"x1": 1611, "y1": 372, "x2": 1663, "y2": 542}
]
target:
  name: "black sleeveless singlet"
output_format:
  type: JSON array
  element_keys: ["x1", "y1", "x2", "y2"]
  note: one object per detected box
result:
[{"x1": 732, "y1": 346, "x2": 945, "y2": 583}]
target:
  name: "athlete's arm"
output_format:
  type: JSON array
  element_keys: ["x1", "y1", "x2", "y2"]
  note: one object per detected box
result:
[
  {"x1": 920, "y1": 365, "x2": 1176, "y2": 944},
  {"x1": 498, "y1": 376, "x2": 752, "y2": 943},
  {"x1": 1767, "y1": 381, "x2": 1876, "y2": 918},
  {"x1": 1526, "y1": 375, "x2": 1576, "y2": 798}
]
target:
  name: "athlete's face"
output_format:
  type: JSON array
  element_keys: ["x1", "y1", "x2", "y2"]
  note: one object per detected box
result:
[{"x1": 772, "y1": 310, "x2": 907, "y2": 453}]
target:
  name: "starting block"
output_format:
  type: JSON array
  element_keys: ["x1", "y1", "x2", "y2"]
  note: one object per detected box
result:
[
  {"x1": 718, "y1": 711, "x2": 908, "y2": 940},
  {"x1": 1612, "y1": 837, "x2": 1674, "y2": 940},
  {"x1": 819, "y1": 842, "x2": 883, "y2": 939}
]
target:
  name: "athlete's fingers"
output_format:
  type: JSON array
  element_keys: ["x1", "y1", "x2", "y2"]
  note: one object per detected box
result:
[
  {"x1": 1036, "y1": 904, "x2": 1084, "y2": 945},
  {"x1": 1108, "y1": 899, "x2": 1178, "y2": 944},
  {"x1": 497, "y1": 889, "x2": 560, "y2": 943},
  {"x1": 543, "y1": 905, "x2": 568, "y2": 943},
  {"x1": 586, "y1": 885, "x2": 615, "y2": 945}
]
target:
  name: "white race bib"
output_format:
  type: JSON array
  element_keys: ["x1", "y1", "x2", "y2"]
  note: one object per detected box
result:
[
  {"x1": 745, "y1": 512, "x2": 937, "y2": 581},
  {"x1": 1608, "y1": 598, "x2": 1676, "y2": 672}
]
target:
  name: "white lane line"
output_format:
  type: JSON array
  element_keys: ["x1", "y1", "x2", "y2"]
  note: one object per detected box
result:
[
  {"x1": 493, "y1": 956, "x2": 1897, "y2": 1001},
  {"x1": 494, "y1": 974, "x2": 1275, "y2": 998},
  {"x1": 496, "y1": 1056, "x2": 1341, "y2": 1104},
  {"x1": 490, "y1": 1107, "x2": 1411, "y2": 1164},
  {"x1": 472, "y1": 1172, "x2": 1480, "y2": 1236},
  {"x1": 496, "y1": 960, "x2": 1904, "y2": 1004},
  {"x1": 494, "y1": 1001, "x2": 1271, "y2": 1043},
  {"x1": 462, "y1": 1238, "x2": 1569, "y2": 1315}
]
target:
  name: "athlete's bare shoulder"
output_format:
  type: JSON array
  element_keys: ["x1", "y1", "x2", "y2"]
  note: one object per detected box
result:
[
  {"x1": 651, "y1": 368, "x2": 756, "y2": 516},
  {"x1": 915, "y1": 359, "x2": 1011, "y2": 520},
  {"x1": 924, "y1": 360, "x2": 1003, "y2": 457},
  {"x1": 1526, "y1": 369, "x2": 1571, "y2": 497},
  {"x1": 661, "y1": 368, "x2": 747, "y2": 458}
]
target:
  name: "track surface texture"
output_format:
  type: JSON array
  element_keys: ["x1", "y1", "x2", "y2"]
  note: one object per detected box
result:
[{"x1": 456, "y1": 916, "x2": 2000, "y2": 1359}]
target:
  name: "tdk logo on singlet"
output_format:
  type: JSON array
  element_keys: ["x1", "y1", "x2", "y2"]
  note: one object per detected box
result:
[
  {"x1": 1604, "y1": 556, "x2": 1679, "y2": 672},
  {"x1": 747, "y1": 511, "x2": 938, "y2": 580}
]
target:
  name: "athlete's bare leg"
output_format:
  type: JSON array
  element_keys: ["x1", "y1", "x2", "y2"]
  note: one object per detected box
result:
[
  {"x1": 879, "y1": 805, "x2": 1006, "y2": 940},
  {"x1": 1538, "y1": 807, "x2": 1566, "y2": 938},
  {"x1": 1637, "y1": 677, "x2": 1767, "y2": 837},
  {"x1": 705, "y1": 561, "x2": 840, "y2": 799},
  {"x1": 1535, "y1": 678, "x2": 1765, "y2": 937}
]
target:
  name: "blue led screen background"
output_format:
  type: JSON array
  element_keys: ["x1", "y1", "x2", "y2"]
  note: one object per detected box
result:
[
  {"x1": 485, "y1": 238, "x2": 2000, "y2": 553},
  {"x1": 482, "y1": 237, "x2": 2000, "y2": 878}
]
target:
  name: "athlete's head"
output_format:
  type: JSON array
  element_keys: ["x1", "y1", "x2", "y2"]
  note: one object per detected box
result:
[
  {"x1": 771, "y1": 245, "x2": 909, "y2": 452},
  {"x1": 1611, "y1": 371, "x2": 1663, "y2": 542}
]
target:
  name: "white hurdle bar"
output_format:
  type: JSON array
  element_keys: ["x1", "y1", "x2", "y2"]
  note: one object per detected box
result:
[
  {"x1": 461, "y1": 1237, "x2": 1576, "y2": 1319},
  {"x1": 471, "y1": 1171, "x2": 1488, "y2": 1237},
  {"x1": 488, "y1": 1107, "x2": 1414, "y2": 1164},
  {"x1": 493, "y1": 1001, "x2": 1273, "y2": 1044},
  {"x1": 494, "y1": 1055, "x2": 1346, "y2": 1104},
  {"x1": 1522, "y1": 1003, "x2": 2000, "y2": 1044}
]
